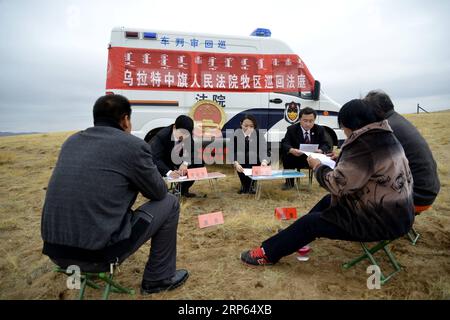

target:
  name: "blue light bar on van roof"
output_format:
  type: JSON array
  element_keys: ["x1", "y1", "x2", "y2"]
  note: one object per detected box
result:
[
  {"x1": 143, "y1": 32, "x2": 157, "y2": 40},
  {"x1": 251, "y1": 28, "x2": 271, "y2": 37}
]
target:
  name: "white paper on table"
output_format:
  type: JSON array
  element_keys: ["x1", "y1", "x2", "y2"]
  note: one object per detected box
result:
[
  {"x1": 243, "y1": 169, "x2": 252, "y2": 176},
  {"x1": 167, "y1": 175, "x2": 187, "y2": 180},
  {"x1": 299, "y1": 144, "x2": 319, "y2": 153},
  {"x1": 303, "y1": 151, "x2": 336, "y2": 169}
]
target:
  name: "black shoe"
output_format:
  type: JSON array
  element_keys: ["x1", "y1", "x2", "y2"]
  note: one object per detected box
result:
[
  {"x1": 281, "y1": 183, "x2": 294, "y2": 190},
  {"x1": 238, "y1": 187, "x2": 251, "y2": 194},
  {"x1": 141, "y1": 269, "x2": 189, "y2": 295},
  {"x1": 181, "y1": 192, "x2": 197, "y2": 198}
]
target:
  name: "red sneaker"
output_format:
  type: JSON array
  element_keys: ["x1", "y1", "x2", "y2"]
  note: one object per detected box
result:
[{"x1": 240, "y1": 247, "x2": 273, "y2": 266}]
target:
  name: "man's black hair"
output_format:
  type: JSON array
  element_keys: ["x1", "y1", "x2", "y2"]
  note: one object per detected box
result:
[
  {"x1": 174, "y1": 115, "x2": 194, "y2": 133},
  {"x1": 93, "y1": 94, "x2": 131, "y2": 124},
  {"x1": 338, "y1": 99, "x2": 383, "y2": 130},
  {"x1": 363, "y1": 90, "x2": 395, "y2": 119},
  {"x1": 299, "y1": 107, "x2": 318, "y2": 119}
]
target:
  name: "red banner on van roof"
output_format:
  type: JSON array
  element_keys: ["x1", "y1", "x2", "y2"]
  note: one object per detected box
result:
[{"x1": 106, "y1": 47, "x2": 315, "y2": 92}]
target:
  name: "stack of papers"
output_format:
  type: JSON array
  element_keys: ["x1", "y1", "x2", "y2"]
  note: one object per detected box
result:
[
  {"x1": 167, "y1": 175, "x2": 187, "y2": 180},
  {"x1": 303, "y1": 151, "x2": 336, "y2": 169},
  {"x1": 299, "y1": 144, "x2": 319, "y2": 153}
]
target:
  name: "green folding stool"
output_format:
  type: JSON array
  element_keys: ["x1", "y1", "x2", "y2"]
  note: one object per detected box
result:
[
  {"x1": 55, "y1": 263, "x2": 135, "y2": 300},
  {"x1": 342, "y1": 240, "x2": 402, "y2": 285},
  {"x1": 406, "y1": 227, "x2": 420, "y2": 246},
  {"x1": 406, "y1": 207, "x2": 432, "y2": 246}
]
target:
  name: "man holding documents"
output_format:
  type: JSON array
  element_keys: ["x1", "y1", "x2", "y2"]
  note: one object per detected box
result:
[{"x1": 280, "y1": 107, "x2": 332, "y2": 189}]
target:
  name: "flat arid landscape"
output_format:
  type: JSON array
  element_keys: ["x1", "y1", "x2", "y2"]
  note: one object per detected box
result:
[{"x1": 0, "y1": 112, "x2": 449, "y2": 300}]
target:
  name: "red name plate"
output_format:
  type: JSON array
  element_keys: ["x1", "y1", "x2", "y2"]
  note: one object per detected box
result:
[
  {"x1": 187, "y1": 167, "x2": 208, "y2": 179},
  {"x1": 274, "y1": 207, "x2": 298, "y2": 220},
  {"x1": 252, "y1": 166, "x2": 272, "y2": 176},
  {"x1": 198, "y1": 211, "x2": 224, "y2": 229}
]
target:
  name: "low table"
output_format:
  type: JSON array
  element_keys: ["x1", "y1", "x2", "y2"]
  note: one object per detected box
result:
[
  {"x1": 165, "y1": 172, "x2": 226, "y2": 199},
  {"x1": 249, "y1": 169, "x2": 306, "y2": 200}
]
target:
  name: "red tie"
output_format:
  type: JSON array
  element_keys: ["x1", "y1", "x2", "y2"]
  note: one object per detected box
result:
[{"x1": 304, "y1": 131, "x2": 310, "y2": 144}]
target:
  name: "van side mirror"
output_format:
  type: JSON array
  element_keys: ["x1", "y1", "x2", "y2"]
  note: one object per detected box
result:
[{"x1": 312, "y1": 80, "x2": 321, "y2": 101}]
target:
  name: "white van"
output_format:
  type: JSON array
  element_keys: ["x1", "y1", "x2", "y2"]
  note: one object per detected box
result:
[{"x1": 106, "y1": 27, "x2": 344, "y2": 150}]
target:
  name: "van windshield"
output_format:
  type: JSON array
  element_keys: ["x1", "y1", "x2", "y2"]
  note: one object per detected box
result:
[{"x1": 275, "y1": 91, "x2": 313, "y2": 100}]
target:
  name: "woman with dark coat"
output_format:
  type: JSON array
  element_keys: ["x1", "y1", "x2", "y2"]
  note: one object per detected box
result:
[
  {"x1": 241, "y1": 99, "x2": 415, "y2": 266},
  {"x1": 233, "y1": 114, "x2": 270, "y2": 194}
]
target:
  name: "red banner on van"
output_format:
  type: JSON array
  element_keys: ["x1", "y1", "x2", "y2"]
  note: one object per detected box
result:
[{"x1": 106, "y1": 47, "x2": 315, "y2": 92}]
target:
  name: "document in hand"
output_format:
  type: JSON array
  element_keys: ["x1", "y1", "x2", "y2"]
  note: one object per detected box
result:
[
  {"x1": 299, "y1": 144, "x2": 319, "y2": 153},
  {"x1": 303, "y1": 151, "x2": 336, "y2": 169}
]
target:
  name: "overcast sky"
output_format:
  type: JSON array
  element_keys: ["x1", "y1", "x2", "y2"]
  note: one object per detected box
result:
[{"x1": 1, "y1": 0, "x2": 449, "y2": 132}]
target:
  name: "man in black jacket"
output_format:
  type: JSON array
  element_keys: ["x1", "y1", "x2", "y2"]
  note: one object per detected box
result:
[
  {"x1": 281, "y1": 107, "x2": 331, "y2": 189},
  {"x1": 41, "y1": 94, "x2": 188, "y2": 295},
  {"x1": 364, "y1": 90, "x2": 440, "y2": 210},
  {"x1": 148, "y1": 115, "x2": 203, "y2": 197}
]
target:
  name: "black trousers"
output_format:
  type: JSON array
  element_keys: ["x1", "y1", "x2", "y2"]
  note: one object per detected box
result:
[
  {"x1": 52, "y1": 193, "x2": 180, "y2": 282},
  {"x1": 262, "y1": 194, "x2": 367, "y2": 263},
  {"x1": 180, "y1": 180, "x2": 195, "y2": 194},
  {"x1": 282, "y1": 153, "x2": 309, "y2": 185},
  {"x1": 282, "y1": 153, "x2": 309, "y2": 170},
  {"x1": 236, "y1": 163, "x2": 255, "y2": 192}
]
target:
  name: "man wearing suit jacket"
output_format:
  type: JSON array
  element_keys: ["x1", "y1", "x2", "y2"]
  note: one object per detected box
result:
[
  {"x1": 41, "y1": 94, "x2": 188, "y2": 295},
  {"x1": 281, "y1": 107, "x2": 331, "y2": 189},
  {"x1": 148, "y1": 115, "x2": 202, "y2": 197},
  {"x1": 363, "y1": 90, "x2": 440, "y2": 209}
]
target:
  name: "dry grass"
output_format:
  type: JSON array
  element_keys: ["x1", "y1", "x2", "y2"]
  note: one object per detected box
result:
[{"x1": 0, "y1": 113, "x2": 449, "y2": 300}]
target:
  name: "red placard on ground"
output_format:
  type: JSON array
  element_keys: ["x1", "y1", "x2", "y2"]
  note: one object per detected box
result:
[
  {"x1": 198, "y1": 211, "x2": 224, "y2": 229},
  {"x1": 252, "y1": 166, "x2": 272, "y2": 176},
  {"x1": 187, "y1": 167, "x2": 208, "y2": 179},
  {"x1": 275, "y1": 207, "x2": 298, "y2": 220}
]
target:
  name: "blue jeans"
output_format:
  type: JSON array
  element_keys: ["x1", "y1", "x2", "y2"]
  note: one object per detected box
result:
[{"x1": 262, "y1": 194, "x2": 365, "y2": 263}]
